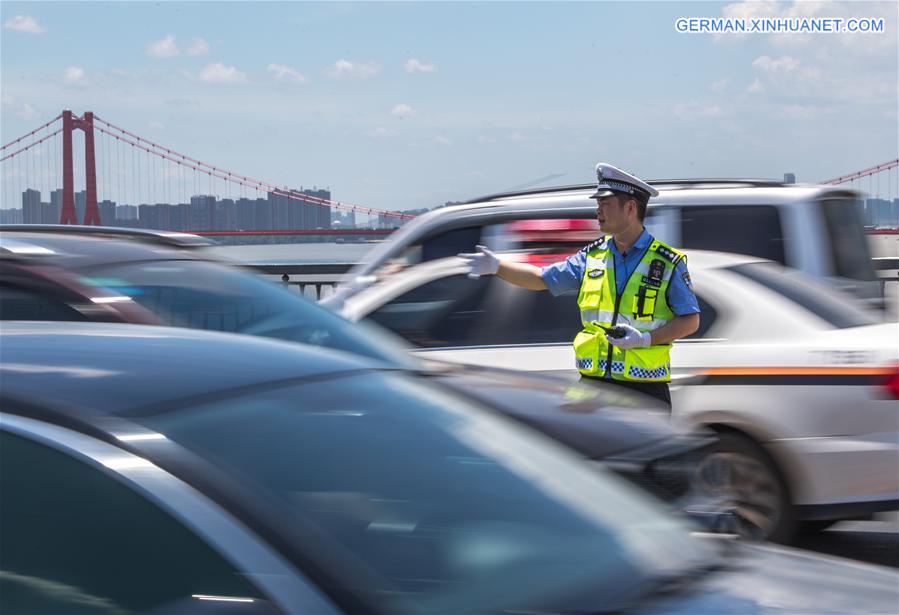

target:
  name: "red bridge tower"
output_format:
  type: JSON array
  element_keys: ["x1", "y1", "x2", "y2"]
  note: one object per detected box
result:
[{"x1": 60, "y1": 110, "x2": 100, "y2": 225}]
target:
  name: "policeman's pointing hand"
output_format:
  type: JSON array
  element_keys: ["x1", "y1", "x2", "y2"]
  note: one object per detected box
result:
[
  {"x1": 605, "y1": 323, "x2": 651, "y2": 349},
  {"x1": 457, "y1": 245, "x2": 500, "y2": 279}
]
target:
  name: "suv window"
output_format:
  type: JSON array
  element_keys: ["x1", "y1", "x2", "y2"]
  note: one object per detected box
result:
[
  {"x1": 0, "y1": 285, "x2": 90, "y2": 322},
  {"x1": 679, "y1": 205, "x2": 786, "y2": 265},
  {"x1": 818, "y1": 197, "x2": 876, "y2": 281},
  {"x1": 0, "y1": 431, "x2": 270, "y2": 613},
  {"x1": 727, "y1": 263, "x2": 879, "y2": 329}
]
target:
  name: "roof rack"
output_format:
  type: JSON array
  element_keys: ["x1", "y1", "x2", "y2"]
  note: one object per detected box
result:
[
  {"x1": 0, "y1": 225, "x2": 215, "y2": 249},
  {"x1": 468, "y1": 178, "x2": 791, "y2": 203},
  {"x1": 647, "y1": 178, "x2": 788, "y2": 188},
  {"x1": 466, "y1": 183, "x2": 597, "y2": 203}
]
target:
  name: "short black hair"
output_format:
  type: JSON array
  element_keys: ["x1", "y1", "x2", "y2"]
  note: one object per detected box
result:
[{"x1": 617, "y1": 192, "x2": 650, "y2": 222}]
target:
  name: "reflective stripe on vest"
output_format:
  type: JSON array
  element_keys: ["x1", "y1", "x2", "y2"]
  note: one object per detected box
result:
[{"x1": 574, "y1": 236, "x2": 684, "y2": 383}]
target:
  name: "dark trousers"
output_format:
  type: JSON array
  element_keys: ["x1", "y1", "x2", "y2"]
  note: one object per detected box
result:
[{"x1": 580, "y1": 375, "x2": 671, "y2": 408}]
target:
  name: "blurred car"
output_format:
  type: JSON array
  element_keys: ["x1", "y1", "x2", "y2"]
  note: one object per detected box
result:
[
  {"x1": 340, "y1": 250, "x2": 899, "y2": 543},
  {"x1": 2, "y1": 322, "x2": 897, "y2": 614},
  {"x1": 0, "y1": 226, "x2": 417, "y2": 369},
  {"x1": 323, "y1": 179, "x2": 881, "y2": 310},
  {"x1": 0, "y1": 225, "x2": 714, "y2": 507}
]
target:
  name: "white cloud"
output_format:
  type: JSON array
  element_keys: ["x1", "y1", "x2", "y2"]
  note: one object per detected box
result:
[
  {"x1": 324, "y1": 59, "x2": 381, "y2": 79},
  {"x1": 673, "y1": 102, "x2": 725, "y2": 120},
  {"x1": 475, "y1": 135, "x2": 494, "y2": 144},
  {"x1": 776, "y1": 104, "x2": 833, "y2": 120},
  {"x1": 267, "y1": 63, "x2": 308, "y2": 83},
  {"x1": 199, "y1": 62, "x2": 247, "y2": 84},
  {"x1": 146, "y1": 35, "x2": 180, "y2": 59},
  {"x1": 365, "y1": 127, "x2": 398, "y2": 138},
  {"x1": 1, "y1": 94, "x2": 39, "y2": 120},
  {"x1": 149, "y1": 121, "x2": 165, "y2": 130},
  {"x1": 747, "y1": 78, "x2": 765, "y2": 93},
  {"x1": 63, "y1": 66, "x2": 87, "y2": 85},
  {"x1": 405, "y1": 58, "x2": 436, "y2": 73},
  {"x1": 433, "y1": 136, "x2": 452, "y2": 146},
  {"x1": 390, "y1": 103, "x2": 413, "y2": 118},
  {"x1": 187, "y1": 38, "x2": 210, "y2": 56},
  {"x1": 508, "y1": 132, "x2": 529, "y2": 142},
  {"x1": 752, "y1": 55, "x2": 802, "y2": 74},
  {"x1": 3, "y1": 15, "x2": 44, "y2": 34},
  {"x1": 710, "y1": 78, "x2": 730, "y2": 92}
]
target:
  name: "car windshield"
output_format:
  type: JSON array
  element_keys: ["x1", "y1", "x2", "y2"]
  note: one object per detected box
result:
[
  {"x1": 140, "y1": 371, "x2": 714, "y2": 614},
  {"x1": 727, "y1": 262, "x2": 881, "y2": 329},
  {"x1": 78, "y1": 259, "x2": 418, "y2": 368}
]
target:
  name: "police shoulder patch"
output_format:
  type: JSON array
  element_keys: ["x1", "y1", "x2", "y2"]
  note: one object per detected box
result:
[
  {"x1": 584, "y1": 236, "x2": 609, "y2": 253},
  {"x1": 682, "y1": 270, "x2": 693, "y2": 288},
  {"x1": 654, "y1": 244, "x2": 679, "y2": 264}
]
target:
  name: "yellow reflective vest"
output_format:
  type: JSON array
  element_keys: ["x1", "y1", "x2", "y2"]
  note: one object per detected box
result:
[{"x1": 574, "y1": 235, "x2": 685, "y2": 382}]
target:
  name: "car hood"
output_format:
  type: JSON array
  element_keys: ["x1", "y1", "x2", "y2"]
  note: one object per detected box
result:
[
  {"x1": 422, "y1": 361, "x2": 706, "y2": 459},
  {"x1": 638, "y1": 540, "x2": 899, "y2": 614}
]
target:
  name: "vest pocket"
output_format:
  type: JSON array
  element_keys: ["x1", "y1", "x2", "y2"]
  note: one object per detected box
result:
[
  {"x1": 623, "y1": 349, "x2": 670, "y2": 382},
  {"x1": 573, "y1": 329, "x2": 601, "y2": 375},
  {"x1": 632, "y1": 287, "x2": 658, "y2": 320}
]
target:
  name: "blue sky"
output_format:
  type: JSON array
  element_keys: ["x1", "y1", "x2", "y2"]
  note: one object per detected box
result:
[{"x1": 2, "y1": 1, "x2": 896, "y2": 214}]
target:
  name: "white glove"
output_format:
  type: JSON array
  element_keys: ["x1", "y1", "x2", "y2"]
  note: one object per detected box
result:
[
  {"x1": 606, "y1": 323, "x2": 651, "y2": 349},
  {"x1": 458, "y1": 245, "x2": 500, "y2": 279}
]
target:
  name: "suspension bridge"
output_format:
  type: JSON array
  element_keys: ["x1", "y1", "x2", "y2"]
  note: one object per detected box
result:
[{"x1": 2, "y1": 110, "x2": 898, "y2": 234}]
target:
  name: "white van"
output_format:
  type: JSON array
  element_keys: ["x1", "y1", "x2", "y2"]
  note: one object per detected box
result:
[{"x1": 323, "y1": 180, "x2": 881, "y2": 309}]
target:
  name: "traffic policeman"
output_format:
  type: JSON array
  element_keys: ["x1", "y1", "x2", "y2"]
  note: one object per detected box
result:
[{"x1": 459, "y1": 163, "x2": 700, "y2": 407}]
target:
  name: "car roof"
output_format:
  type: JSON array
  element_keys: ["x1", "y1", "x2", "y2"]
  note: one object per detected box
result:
[
  {"x1": 0, "y1": 231, "x2": 202, "y2": 269},
  {"x1": 350, "y1": 183, "x2": 856, "y2": 276},
  {"x1": 0, "y1": 322, "x2": 382, "y2": 417}
]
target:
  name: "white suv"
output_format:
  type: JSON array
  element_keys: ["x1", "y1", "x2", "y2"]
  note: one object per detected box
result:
[{"x1": 323, "y1": 180, "x2": 881, "y2": 310}]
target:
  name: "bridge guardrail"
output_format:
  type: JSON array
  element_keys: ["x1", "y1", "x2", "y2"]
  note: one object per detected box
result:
[{"x1": 243, "y1": 262, "x2": 353, "y2": 300}]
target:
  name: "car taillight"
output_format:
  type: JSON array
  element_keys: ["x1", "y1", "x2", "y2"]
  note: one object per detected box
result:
[{"x1": 879, "y1": 365, "x2": 899, "y2": 400}]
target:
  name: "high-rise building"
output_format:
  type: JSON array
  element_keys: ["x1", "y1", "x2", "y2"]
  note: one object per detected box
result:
[
  {"x1": 22, "y1": 189, "x2": 41, "y2": 224},
  {"x1": 50, "y1": 189, "x2": 62, "y2": 223},
  {"x1": 98, "y1": 200, "x2": 116, "y2": 226},
  {"x1": 268, "y1": 191, "x2": 290, "y2": 230},
  {"x1": 299, "y1": 187, "x2": 331, "y2": 229},
  {"x1": 216, "y1": 199, "x2": 236, "y2": 230},
  {"x1": 116, "y1": 204, "x2": 139, "y2": 222},
  {"x1": 236, "y1": 198, "x2": 255, "y2": 230},
  {"x1": 254, "y1": 198, "x2": 272, "y2": 230},
  {"x1": 189, "y1": 195, "x2": 216, "y2": 230},
  {"x1": 75, "y1": 190, "x2": 86, "y2": 224}
]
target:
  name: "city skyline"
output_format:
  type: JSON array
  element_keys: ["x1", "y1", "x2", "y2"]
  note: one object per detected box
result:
[
  {"x1": 4, "y1": 182, "x2": 896, "y2": 230},
  {"x1": 2, "y1": 2, "x2": 896, "y2": 213}
]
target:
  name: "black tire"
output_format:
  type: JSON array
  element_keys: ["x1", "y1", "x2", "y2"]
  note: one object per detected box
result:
[
  {"x1": 799, "y1": 519, "x2": 838, "y2": 534},
  {"x1": 695, "y1": 431, "x2": 797, "y2": 544}
]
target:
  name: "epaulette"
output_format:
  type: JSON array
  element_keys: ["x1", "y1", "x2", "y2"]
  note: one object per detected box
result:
[
  {"x1": 582, "y1": 235, "x2": 609, "y2": 253},
  {"x1": 654, "y1": 243, "x2": 681, "y2": 264}
]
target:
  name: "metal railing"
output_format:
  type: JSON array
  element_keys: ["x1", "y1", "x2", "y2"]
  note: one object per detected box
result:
[{"x1": 243, "y1": 263, "x2": 352, "y2": 300}]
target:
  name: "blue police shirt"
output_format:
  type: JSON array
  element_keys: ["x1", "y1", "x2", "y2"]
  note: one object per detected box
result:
[{"x1": 541, "y1": 229, "x2": 700, "y2": 315}]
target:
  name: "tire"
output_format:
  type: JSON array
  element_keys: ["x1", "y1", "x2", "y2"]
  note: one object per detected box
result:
[
  {"x1": 799, "y1": 519, "x2": 838, "y2": 534},
  {"x1": 694, "y1": 431, "x2": 797, "y2": 544}
]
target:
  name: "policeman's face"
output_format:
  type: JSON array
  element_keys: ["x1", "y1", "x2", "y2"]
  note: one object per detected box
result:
[{"x1": 595, "y1": 194, "x2": 634, "y2": 232}]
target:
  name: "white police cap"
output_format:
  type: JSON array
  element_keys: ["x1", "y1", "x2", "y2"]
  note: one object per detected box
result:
[{"x1": 590, "y1": 163, "x2": 659, "y2": 199}]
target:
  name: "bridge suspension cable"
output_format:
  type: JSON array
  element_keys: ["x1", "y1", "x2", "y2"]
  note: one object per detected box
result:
[
  {"x1": 92, "y1": 114, "x2": 413, "y2": 220},
  {"x1": 822, "y1": 158, "x2": 899, "y2": 185}
]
